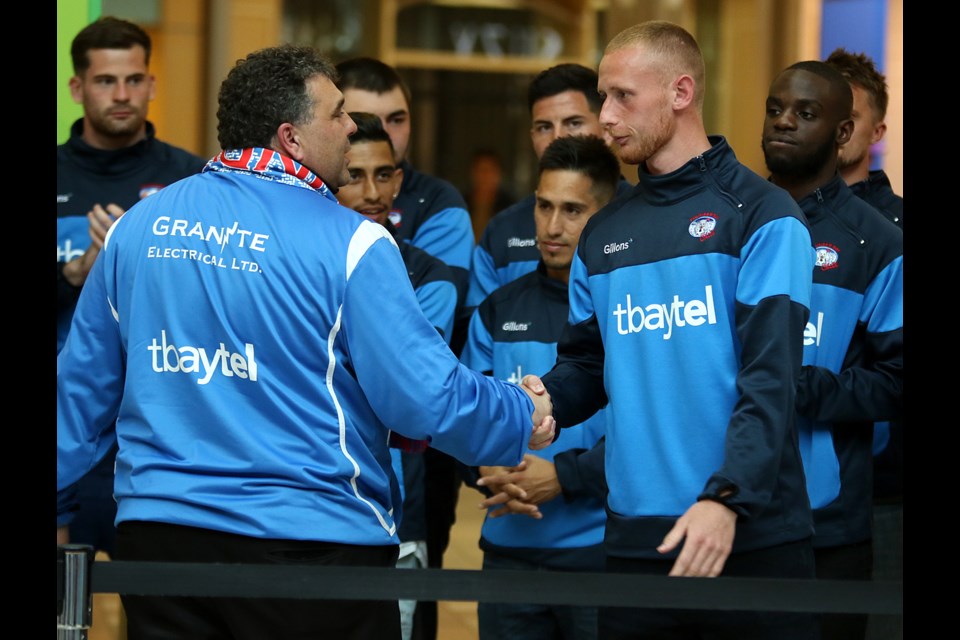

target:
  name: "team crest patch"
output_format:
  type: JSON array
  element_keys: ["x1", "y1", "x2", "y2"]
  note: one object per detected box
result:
[
  {"x1": 388, "y1": 209, "x2": 402, "y2": 228},
  {"x1": 688, "y1": 213, "x2": 718, "y2": 241},
  {"x1": 815, "y1": 243, "x2": 840, "y2": 270},
  {"x1": 139, "y1": 184, "x2": 164, "y2": 199}
]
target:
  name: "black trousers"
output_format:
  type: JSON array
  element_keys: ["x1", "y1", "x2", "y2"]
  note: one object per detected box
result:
[
  {"x1": 600, "y1": 539, "x2": 820, "y2": 640},
  {"x1": 115, "y1": 521, "x2": 400, "y2": 640},
  {"x1": 815, "y1": 540, "x2": 873, "y2": 640}
]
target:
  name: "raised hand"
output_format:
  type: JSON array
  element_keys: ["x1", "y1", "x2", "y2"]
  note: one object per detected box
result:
[{"x1": 88, "y1": 203, "x2": 126, "y2": 248}]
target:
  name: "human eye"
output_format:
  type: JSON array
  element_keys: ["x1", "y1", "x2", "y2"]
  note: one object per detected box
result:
[
  {"x1": 532, "y1": 123, "x2": 551, "y2": 135},
  {"x1": 347, "y1": 170, "x2": 362, "y2": 184},
  {"x1": 375, "y1": 169, "x2": 394, "y2": 182}
]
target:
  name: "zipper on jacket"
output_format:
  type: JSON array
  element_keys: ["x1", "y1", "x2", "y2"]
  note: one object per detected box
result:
[
  {"x1": 698, "y1": 155, "x2": 744, "y2": 212},
  {"x1": 815, "y1": 188, "x2": 867, "y2": 247}
]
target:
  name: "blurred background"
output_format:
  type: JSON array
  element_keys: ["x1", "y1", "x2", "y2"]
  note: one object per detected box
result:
[{"x1": 57, "y1": 0, "x2": 903, "y2": 198}]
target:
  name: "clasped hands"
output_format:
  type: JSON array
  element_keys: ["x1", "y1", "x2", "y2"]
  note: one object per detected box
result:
[{"x1": 484, "y1": 374, "x2": 560, "y2": 520}]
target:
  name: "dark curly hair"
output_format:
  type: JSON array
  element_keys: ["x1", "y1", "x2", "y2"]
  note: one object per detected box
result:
[
  {"x1": 71, "y1": 16, "x2": 151, "y2": 75},
  {"x1": 217, "y1": 44, "x2": 338, "y2": 150}
]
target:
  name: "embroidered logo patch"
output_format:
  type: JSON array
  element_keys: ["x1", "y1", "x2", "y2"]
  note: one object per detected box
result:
[
  {"x1": 815, "y1": 243, "x2": 840, "y2": 270},
  {"x1": 139, "y1": 184, "x2": 164, "y2": 199},
  {"x1": 688, "y1": 214, "x2": 717, "y2": 241},
  {"x1": 388, "y1": 209, "x2": 403, "y2": 228}
]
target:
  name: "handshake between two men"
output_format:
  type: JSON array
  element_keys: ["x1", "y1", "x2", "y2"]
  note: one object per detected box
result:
[{"x1": 489, "y1": 374, "x2": 559, "y2": 517}]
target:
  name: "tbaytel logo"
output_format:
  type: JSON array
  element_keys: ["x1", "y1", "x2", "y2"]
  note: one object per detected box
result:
[
  {"x1": 803, "y1": 311, "x2": 824, "y2": 347},
  {"x1": 612, "y1": 285, "x2": 717, "y2": 339},
  {"x1": 506, "y1": 365, "x2": 523, "y2": 384},
  {"x1": 148, "y1": 330, "x2": 258, "y2": 385}
]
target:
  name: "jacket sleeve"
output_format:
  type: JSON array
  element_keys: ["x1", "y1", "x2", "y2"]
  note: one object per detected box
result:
[
  {"x1": 459, "y1": 304, "x2": 494, "y2": 375},
  {"x1": 796, "y1": 255, "x2": 903, "y2": 422},
  {"x1": 414, "y1": 278, "x2": 458, "y2": 346},
  {"x1": 700, "y1": 215, "x2": 814, "y2": 517},
  {"x1": 57, "y1": 224, "x2": 126, "y2": 514},
  {"x1": 341, "y1": 225, "x2": 530, "y2": 468},
  {"x1": 554, "y1": 436, "x2": 608, "y2": 502},
  {"x1": 541, "y1": 251, "x2": 608, "y2": 429},
  {"x1": 466, "y1": 241, "x2": 498, "y2": 308}
]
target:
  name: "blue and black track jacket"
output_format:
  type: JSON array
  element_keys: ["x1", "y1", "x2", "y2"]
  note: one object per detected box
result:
[
  {"x1": 541, "y1": 136, "x2": 816, "y2": 559},
  {"x1": 849, "y1": 170, "x2": 902, "y2": 230},
  {"x1": 467, "y1": 180, "x2": 634, "y2": 309},
  {"x1": 462, "y1": 262, "x2": 606, "y2": 570},
  {"x1": 794, "y1": 175, "x2": 903, "y2": 548},
  {"x1": 848, "y1": 168, "x2": 903, "y2": 505},
  {"x1": 57, "y1": 119, "x2": 206, "y2": 353},
  {"x1": 57, "y1": 157, "x2": 535, "y2": 546},
  {"x1": 389, "y1": 160, "x2": 474, "y2": 300},
  {"x1": 391, "y1": 223, "x2": 458, "y2": 543}
]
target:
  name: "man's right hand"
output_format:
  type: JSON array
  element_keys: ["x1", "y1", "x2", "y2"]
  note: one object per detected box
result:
[
  {"x1": 88, "y1": 203, "x2": 125, "y2": 248},
  {"x1": 522, "y1": 374, "x2": 555, "y2": 450}
]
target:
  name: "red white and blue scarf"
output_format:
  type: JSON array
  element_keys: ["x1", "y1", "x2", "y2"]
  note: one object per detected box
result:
[{"x1": 203, "y1": 148, "x2": 337, "y2": 203}]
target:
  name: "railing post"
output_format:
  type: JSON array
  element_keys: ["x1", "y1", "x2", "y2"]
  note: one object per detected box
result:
[{"x1": 57, "y1": 544, "x2": 96, "y2": 640}]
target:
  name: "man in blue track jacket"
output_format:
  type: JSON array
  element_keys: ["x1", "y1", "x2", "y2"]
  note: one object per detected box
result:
[
  {"x1": 462, "y1": 135, "x2": 621, "y2": 640},
  {"x1": 763, "y1": 60, "x2": 903, "y2": 640},
  {"x1": 527, "y1": 21, "x2": 818, "y2": 639},
  {"x1": 57, "y1": 45, "x2": 554, "y2": 640},
  {"x1": 336, "y1": 110, "x2": 459, "y2": 640}
]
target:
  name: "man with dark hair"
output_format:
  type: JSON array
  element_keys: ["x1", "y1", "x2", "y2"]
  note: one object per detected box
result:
[
  {"x1": 526, "y1": 21, "x2": 818, "y2": 639},
  {"x1": 467, "y1": 63, "x2": 631, "y2": 309},
  {"x1": 335, "y1": 67, "x2": 477, "y2": 633},
  {"x1": 57, "y1": 44, "x2": 554, "y2": 639},
  {"x1": 335, "y1": 57, "x2": 474, "y2": 296},
  {"x1": 337, "y1": 111, "x2": 458, "y2": 640},
  {"x1": 762, "y1": 60, "x2": 903, "y2": 640},
  {"x1": 56, "y1": 15, "x2": 206, "y2": 553},
  {"x1": 825, "y1": 48, "x2": 902, "y2": 228},
  {"x1": 462, "y1": 135, "x2": 619, "y2": 640}
]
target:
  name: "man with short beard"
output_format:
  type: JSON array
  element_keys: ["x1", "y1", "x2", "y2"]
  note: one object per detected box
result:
[
  {"x1": 763, "y1": 60, "x2": 903, "y2": 640},
  {"x1": 526, "y1": 21, "x2": 819, "y2": 639},
  {"x1": 56, "y1": 15, "x2": 205, "y2": 555},
  {"x1": 826, "y1": 48, "x2": 902, "y2": 230}
]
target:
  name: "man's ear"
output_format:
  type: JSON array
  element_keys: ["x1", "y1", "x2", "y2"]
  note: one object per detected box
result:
[
  {"x1": 837, "y1": 118, "x2": 854, "y2": 146},
  {"x1": 69, "y1": 76, "x2": 83, "y2": 104},
  {"x1": 672, "y1": 74, "x2": 696, "y2": 111},
  {"x1": 273, "y1": 122, "x2": 302, "y2": 161},
  {"x1": 391, "y1": 167, "x2": 404, "y2": 200},
  {"x1": 870, "y1": 120, "x2": 887, "y2": 145}
]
